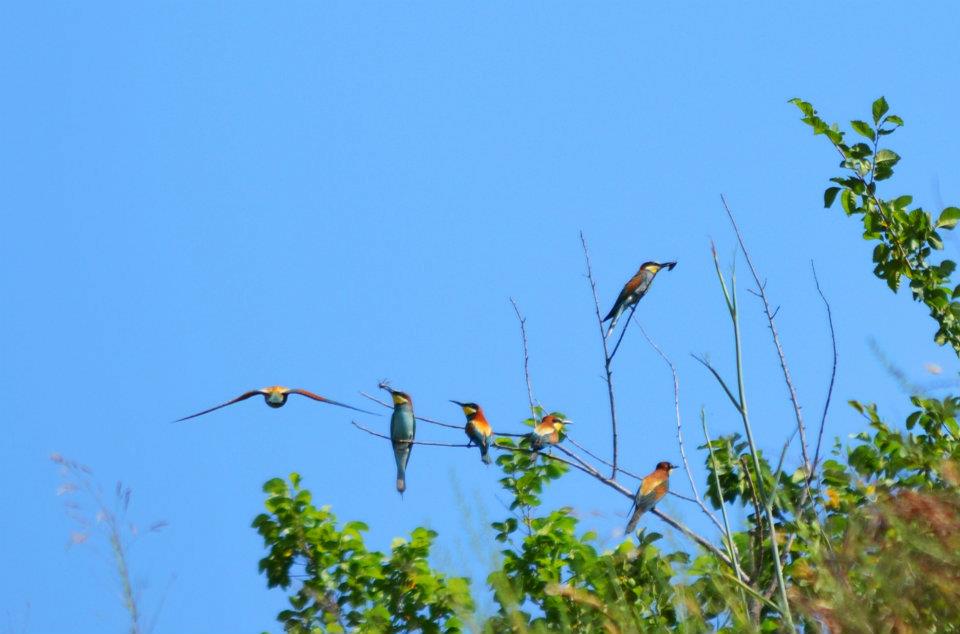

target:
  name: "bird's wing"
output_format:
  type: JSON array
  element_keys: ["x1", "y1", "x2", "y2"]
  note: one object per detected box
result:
[
  {"x1": 174, "y1": 390, "x2": 264, "y2": 422},
  {"x1": 603, "y1": 274, "x2": 645, "y2": 321},
  {"x1": 289, "y1": 389, "x2": 379, "y2": 415},
  {"x1": 639, "y1": 471, "x2": 668, "y2": 496}
]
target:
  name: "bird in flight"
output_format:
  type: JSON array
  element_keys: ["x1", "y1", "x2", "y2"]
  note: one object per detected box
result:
[
  {"x1": 175, "y1": 385, "x2": 376, "y2": 422},
  {"x1": 625, "y1": 461, "x2": 678, "y2": 533},
  {"x1": 451, "y1": 400, "x2": 494, "y2": 464},
  {"x1": 603, "y1": 261, "x2": 676, "y2": 338}
]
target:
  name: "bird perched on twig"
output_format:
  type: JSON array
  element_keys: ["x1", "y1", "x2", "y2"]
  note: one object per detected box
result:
[
  {"x1": 174, "y1": 386, "x2": 376, "y2": 422},
  {"x1": 381, "y1": 383, "x2": 416, "y2": 494},
  {"x1": 603, "y1": 261, "x2": 677, "y2": 338},
  {"x1": 528, "y1": 413, "x2": 571, "y2": 456},
  {"x1": 451, "y1": 400, "x2": 493, "y2": 464},
  {"x1": 625, "y1": 461, "x2": 678, "y2": 533}
]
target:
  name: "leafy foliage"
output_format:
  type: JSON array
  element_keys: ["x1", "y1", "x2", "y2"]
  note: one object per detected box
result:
[
  {"x1": 791, "y1": 97, "x2": 960, "y2": 352},
  {"x1": 253, "y1": 474, "x2": 474, "y2": 633}
]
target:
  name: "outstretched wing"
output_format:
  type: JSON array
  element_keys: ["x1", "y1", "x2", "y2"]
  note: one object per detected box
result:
[
  {"x1": 289, "y1": 388, "x2": 380, "y2": 415},
  {"x1": 174, "y1": 390, "x2": 264, "y2": 422}
]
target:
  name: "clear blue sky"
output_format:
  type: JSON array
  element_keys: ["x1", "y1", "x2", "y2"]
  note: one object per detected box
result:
[{"x1": 2, "y1": 2, "x2": 958, "y2": 632}]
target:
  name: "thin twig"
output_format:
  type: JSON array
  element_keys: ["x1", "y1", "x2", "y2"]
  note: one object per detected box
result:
[
  {"x1": 351, "y1": 421, "x2": 472, "y2": 447},
  {"x1": 701, "y1": 409, "x2": 747, "y2": 588},
  {"x1": 639, "y1": 325, "x2": 724, "y2": 534},
  {"x1": 740, "y1": 455, "x2": 766, "y2": 585},
  {"x1": 691, "y1": 355, "x2": 740, "y2": 411},
  {"x1": 509, "y1": 297, "x2": 539, "y2": 416},
  {"x1": 810, "y1": 261, "x2": 837, "y2": 479},
  {"x1": 360, "y1": 391, "x2": 526, "y2": 437},
  {"x1": 565, "y1": 436, "x2": 641, "y2": 480},
  {"x1": 706, "y1": 242, "x2": 796, "y2": 630},
  {"x1": 567, "y1": 435, "x2": 705, "y2": 505},
  {"x1": 720, "y1": 194, "x2": 812, "y2": 480},
  {"x1": 580, "y1": 231, "x2": 620, "y2": 478},
  {"x1": 607, "y1": 303, "x2": 639, "y2": 362}
]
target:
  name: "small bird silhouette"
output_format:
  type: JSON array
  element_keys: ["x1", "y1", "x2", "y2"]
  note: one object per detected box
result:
[
  {"x1": 529, "y1": 413, "x2": 570, "y2": 455},
  {"x1": 382, "y1": 385, "x2": 416, "y2": 494},
  {"x1": 603, "y1": 261, "x2": 676, "y2": 338},
  {"x1": 175, "y1": 386, "x2": 375, "y2": 422},
  {"x1": 625, "y1": 461, "x2": 678, "y2": 533},
  {"x1": 451, "y1": 400, "x2": 493, "y2": 464}
]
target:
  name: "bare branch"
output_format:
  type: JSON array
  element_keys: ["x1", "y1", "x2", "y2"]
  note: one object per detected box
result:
[
  {"x1": 565, "y1": 436, "x2": 641, "y2": 481},
  {"x1": 810, "y1": 261, "x2": 838, "y2": 480},
  {"x1": 701, "y1": 410, "x2": 747, "y2": 587},
  {"x1": 639, "y1": 325, "x2": 724, "y2": 534},
  {"x1": 580, "y1": 231, "x2": 620, "y2": 479},
  {"x1": 509, "y1": 297, "x2": 539, "y2": 416},
  {"x1": 351, "y1": 421, "x2": 472, "y2": 447},
  {"x1": 607, "y1": 303, "x2": 639, "y2": 362},
  {"x1": 359, "y1": 391, "x2": 527, "y2": 437},
  {"x1": 720, "y1": 194, "x2": 812, "y2": 478},
  {"x1": 692, "y1": 354, "x2": 741, "y2": 410}
]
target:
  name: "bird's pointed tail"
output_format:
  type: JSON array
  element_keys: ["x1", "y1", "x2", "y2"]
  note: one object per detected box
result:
[
  {"x1": 480, "y1": 445, "x2": 492, "y2": 465},
  {"x1": 625, "y1": 506, "x2": 644, "y2": 533}
]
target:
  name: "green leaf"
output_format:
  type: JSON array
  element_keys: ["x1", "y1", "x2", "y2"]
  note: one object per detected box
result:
[
  {"x1": 823, "y1": 186, "x2": 841, "y2": 208},
  {"x1": 886, "y1": 114, "x2": 904, "y2": 127},
  {"x1": 789, "y1": 97, "x2": 814, "y2": 117},
  {"x1": 851, "y1": 120, "x2": 876, "y2": 141},
  {"x1": 872, "y1": 97, "x2": 889, "y2": 124},
  {"x1": 875, "y1": 149, "x2": 900, "y2": 165},
  {"x1": 937, "y1": 207, "x2": 960, "y2": 229},
  {"x1": 841, "y1": 189, "x2": 857, "y2": 215}
]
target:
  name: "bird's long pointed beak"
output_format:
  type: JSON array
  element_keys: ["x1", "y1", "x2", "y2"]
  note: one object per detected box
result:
[
  {"x1": 662, "y1": 261, "x2": 677, "y2": 271},
  {"x1": 669, "y1": 463, "x2": 679, "y2": 469},
  {"x1": 449, "y1": 400, "x2": 466, "y2": 407}
]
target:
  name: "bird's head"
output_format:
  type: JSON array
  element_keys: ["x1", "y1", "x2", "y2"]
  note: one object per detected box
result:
[
  {"x1": 379, "y1": 381, "x2": 412, "y2": 407},
  {"x1": 390, "y1": 390, "x2": 413, "y2": 407},
  {"x1": 640, "y1": 261, "x2": 677, "y2": 274},
  {"x1": 655, "y1": 461, "x2": 679, "y2": 472},
  {"x1": 544, "y1": 412, "x2": 572, "y2": 432},
  {"x1": 450, "y1": 400, "x2": 481, "y2": 417}
]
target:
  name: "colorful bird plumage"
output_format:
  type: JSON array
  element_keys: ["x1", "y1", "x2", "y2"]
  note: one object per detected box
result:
[
  {"x1": 529, "y1": 413, "x2": 570, "y2": 454},
  {"x1": 625, "y1": 461, "x2": 677, "y2": 533},
  {"x1": 451, "y1": 400, "x2": 494, "y2": 464},
  {"x1": 175, "y1": 385, "x2": 375, "y2": 422},
  {"x1": 603, "y1": 261, "x2": 676, "y2": 338},
  {"x1": 384, "y1": 386, "x2": 416, "y2": 494}
]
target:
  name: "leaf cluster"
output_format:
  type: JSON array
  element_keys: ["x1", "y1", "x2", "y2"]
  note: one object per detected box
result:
[{"x1": 791, "y1": 97, "x2": 960, "y2": 352}]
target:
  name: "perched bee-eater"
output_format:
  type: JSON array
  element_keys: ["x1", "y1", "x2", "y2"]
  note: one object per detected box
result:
[
  {"x1": 175, "y1": 386, "x2": 375, "y2": 422},
  {"x1": 529, "y1": 413, "x2": 571, "y2": 454},
  {"x1": 625, "y1": 461, "x2": 678, "y2": 532},
  {"x1": 383, "y1": 386, "x2": 416, "y2": 494},
  {"x1": 451, "y1": 400, "x2": 493, "y2": 464},
  {"x1": 603, "y1": 261, "x2": 677, "y2": 338}
]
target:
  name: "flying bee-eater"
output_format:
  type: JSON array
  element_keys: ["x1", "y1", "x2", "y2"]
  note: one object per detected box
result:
[
  {"x1": 625, "y1": 461, "x2": 678, "y2": 533},
  {"x1": 603, "y1": 261, "x2": 677, "y2": 338},
  {"x1": 529, "y1": 413, "x2": 571, "y2": 455},
  {"x1": 451, "y1": 400, "x2": 493, "y2": 464},
  {"x1": 382, "y1": 385, "x2": 416, "y2": 494},
  {"x1": 175, "y1": 386, "x2": 376, "y2": 422}
]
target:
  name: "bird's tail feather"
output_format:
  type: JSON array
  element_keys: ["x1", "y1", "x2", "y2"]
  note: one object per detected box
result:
[
  {"x1": 625, "y1": 507, "x2": 644, "y2": 533},
  {"x1": 396, "y1": 468, "x2": 406, "y2": 494},
  {"x1": 481, "y1": 446, "x2": 492, "y2": 465}
]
